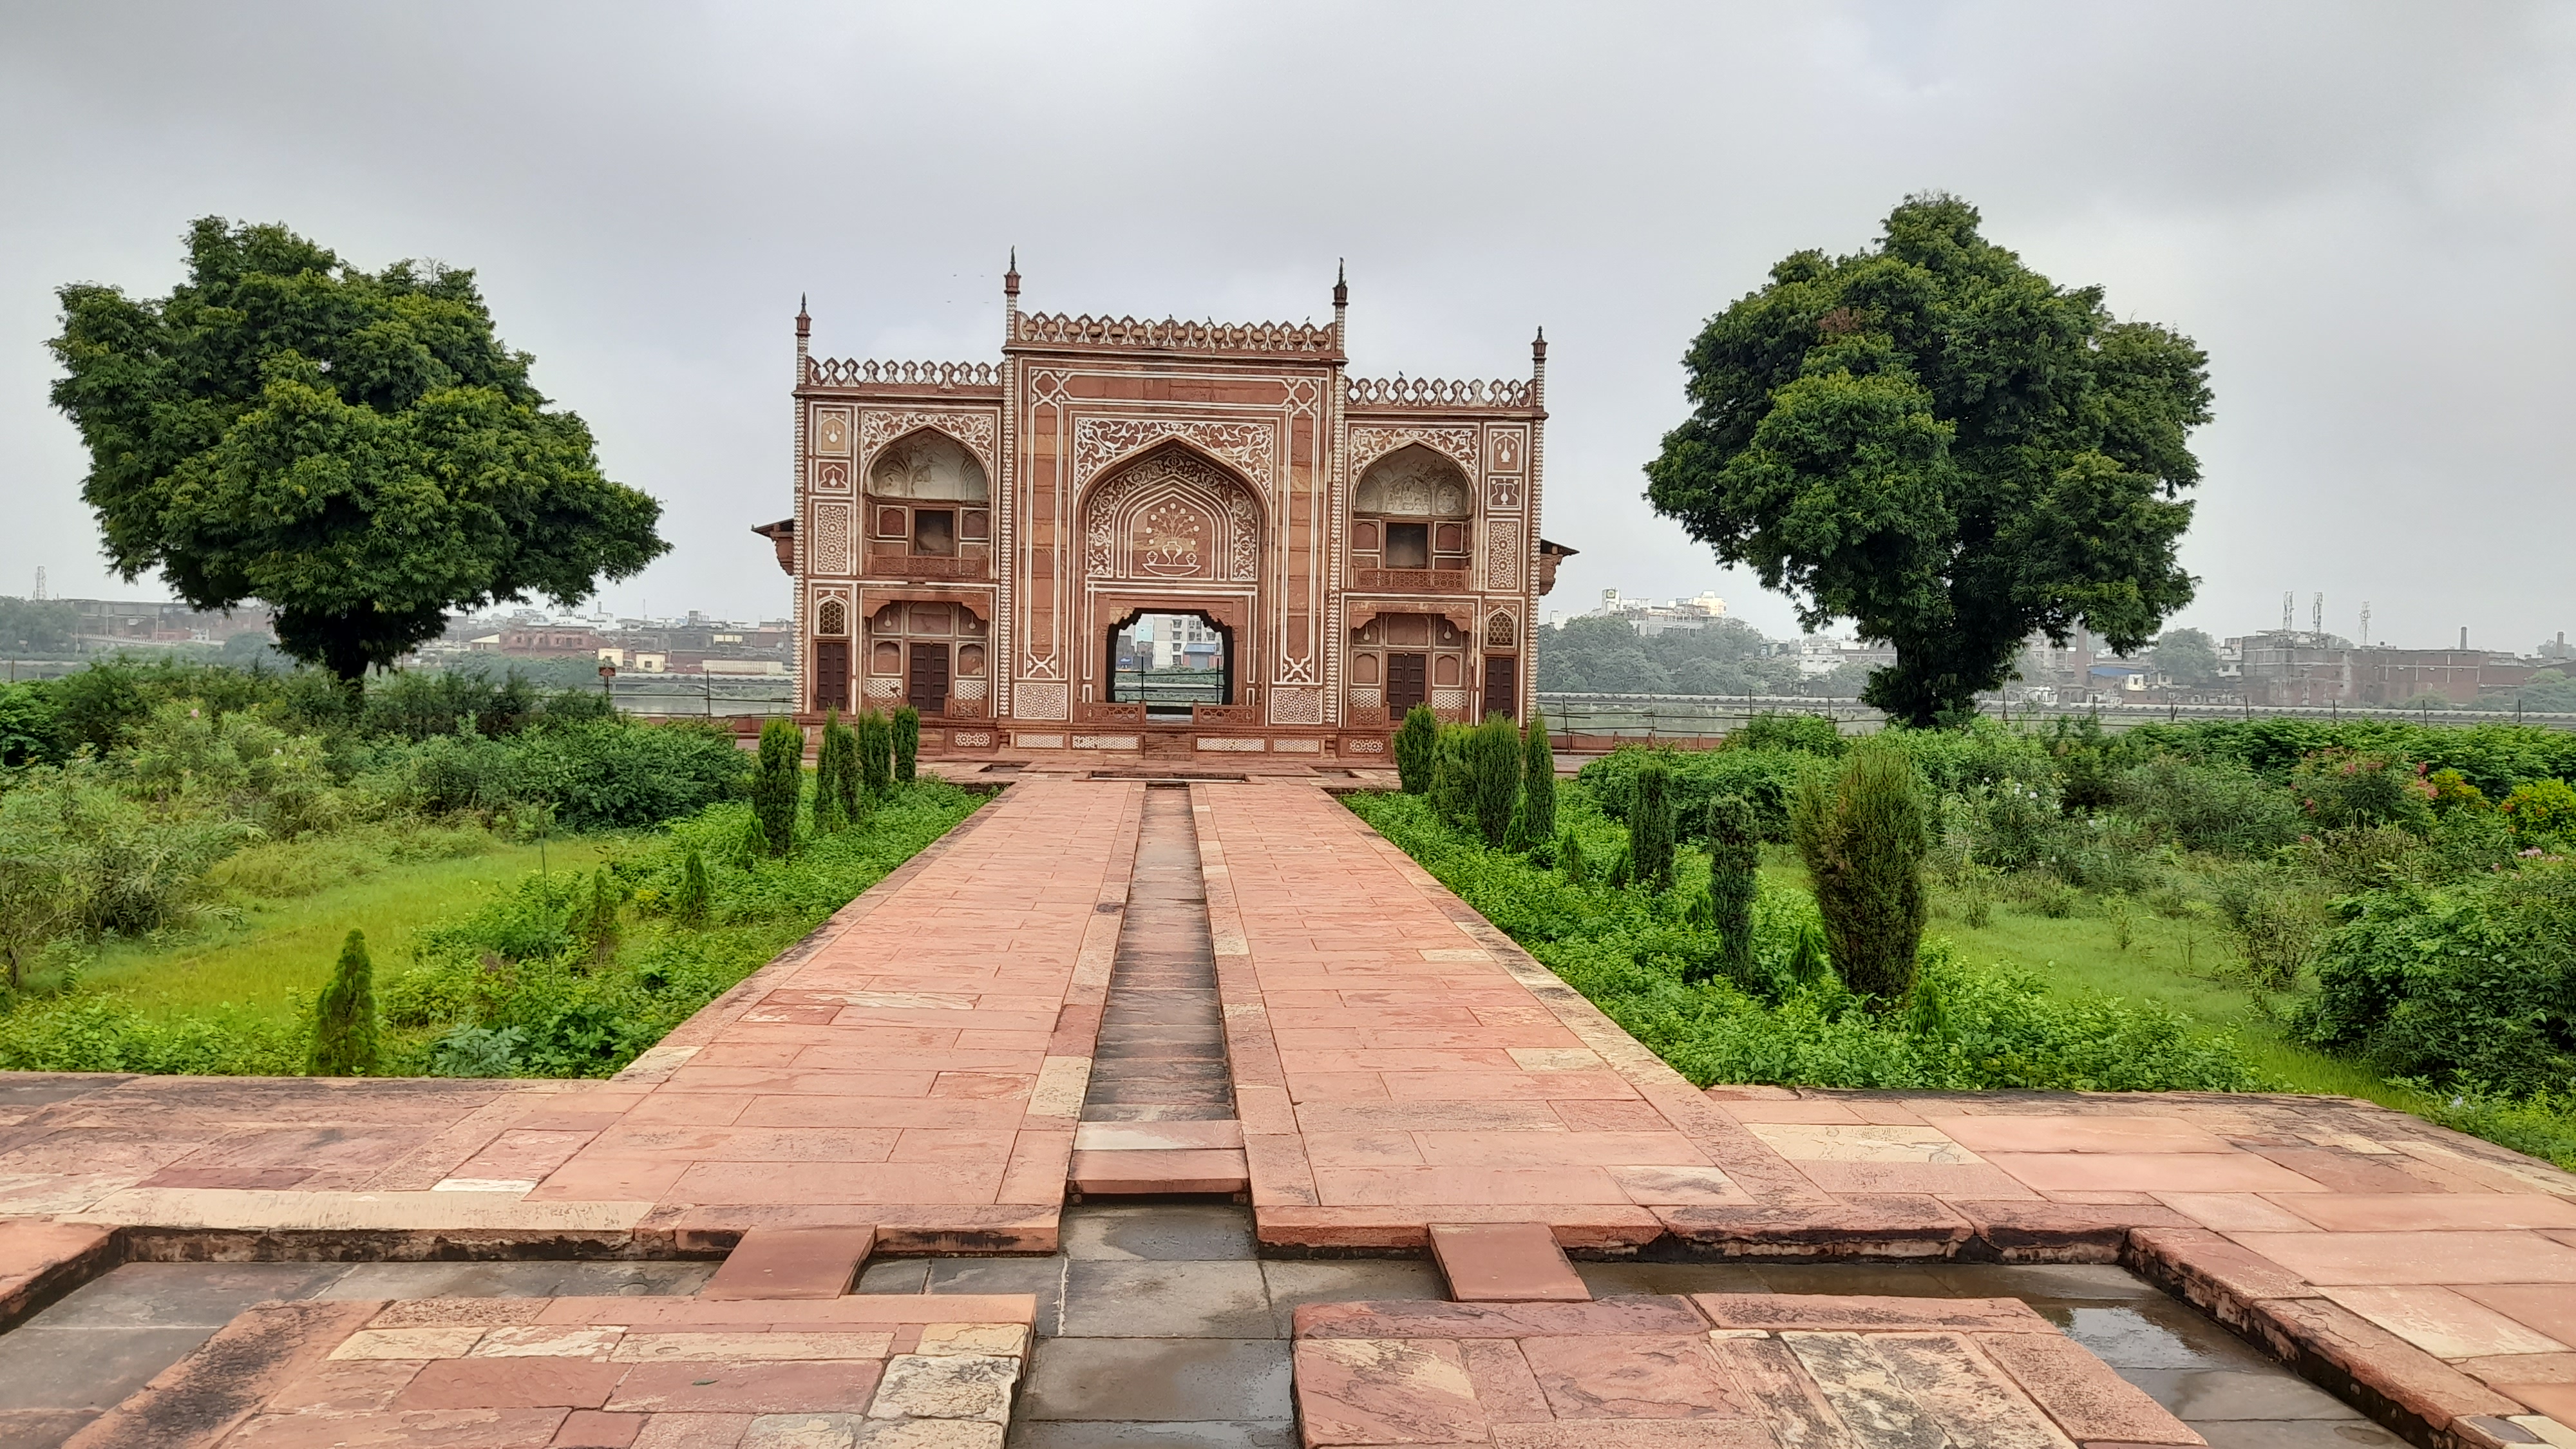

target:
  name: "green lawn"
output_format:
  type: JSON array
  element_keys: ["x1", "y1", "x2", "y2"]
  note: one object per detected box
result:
[{"x1": 57, "y1": 829, "x2": 615, "y2": 1023}]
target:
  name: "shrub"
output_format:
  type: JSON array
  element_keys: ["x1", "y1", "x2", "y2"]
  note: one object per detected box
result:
[
  {"x1": 893, "y1": 706, "x2": 920, "y2": 784},
  {"x1": 1794, "y1": 739, "x2": 1927, "y2": 1005},
  {"x1": 858, "y1": 710, "x2": 894, "y2": 799},
  {"x1": 1703, "y1": 794, "x2": 1759, "y2": 987},
  {"x1": 1728, "y1": 712, "x2": 1844, "y2": 756},
  {"x1": 307, "y1": 929, "x2": 381, "y2": 1076},
  {"x1": 2114, "y1": 754, "x2": 2304, "y2": 857},
  {"x1": 507, "y1": 720, "x2": 748, "y2": 831},
  {"x1": 1469, "y1": 716, "x2": 1520, "y2": 849},
  {"x1": 1580, "y1": 746, "x2": 1815, "y2": 844},
  {"x1": 1430, "y1": 726, "x2": 1473, "y2": 831},
  {"x1": 752, "y1": 719, "x2": 803, "y2": 856},
  {"x1": 2292, "y1": 750, "x2": 2435, "y2": 835},
  {"x1": 0, "y1": 683, "x2": 61, "y2": 767},
  {"x1": 1520, "y1": 712, "x2": 1558, "y2": 844},
  {"x1": 674, "y1": 847, "x2": 710, "y2": 927},
  {"x1": 2503, "y1": 779, "x2": 2576, "y2": 848},
  {"x1": 1629, "y1": 761, "x2": 1677, "y2": 891},
  {"x1": 812, "y1": 710, "x2": 852, "y2": 835},
  {"x1": 824, "y1": 713, "x2": 865, "y2": 826},
  {"x1": 44, "y1": 662, "x2": 151, "y2": 755},
  {"x1": 2298, "y1": 863, "x2": 2576, "y2": 1093},
  {"x1": 1394, "y1": 706, "x2": 1439, "y2": 794},
  {"x1": 1559, "y1": 826, "x2": 1590, "y2": 884},
  {"x1": 584, "y1": 868, "x2": 621, "y2": 966}
]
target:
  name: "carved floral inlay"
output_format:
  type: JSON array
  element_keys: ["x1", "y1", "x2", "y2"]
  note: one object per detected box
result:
[
  {"x1": 1073, "y1": 418, "x2": 1274, "y2": 491},
  {"x1": 858, "y1": 410, "x2": 998, "y2": 475},
  {"x1": 1349, "y1": 424, "x2": 1478, "y2": 476}
]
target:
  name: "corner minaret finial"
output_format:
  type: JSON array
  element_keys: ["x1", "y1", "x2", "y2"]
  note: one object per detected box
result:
[
  {"x1": 1530, "y1": 326, "x2": 1547, "y2": 407},
  {"x1": 795, "y1": 294, "x2": 810, "y2": 341},
  {"x1": 1003, "y1": 248, "x2": 1021, "y2": 342},
  {"x1": 1332, "y1": 258, "x2": 1348, "y2": 352}
]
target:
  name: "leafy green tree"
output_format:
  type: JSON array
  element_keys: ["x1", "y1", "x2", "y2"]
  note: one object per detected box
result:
[
  {"x1": 812, "y1": 710, "x2": 851, "y2": 835},
  {"x1": 1394, "y1": 705, "x2": 1439, "y2": 793},
  {"x1": 752, "y1": 717, "x2": 803, "y2": 856},
  {"x1": 0, "y1": 597, "x2": 79, "y2": 656},
  {"x1": 48, "y1": 218, "x2": 667, "y2": 683},
  {"x1": 1701, "y1": 794, "x2": 1761, "y2": 987},
  {"x1": 1645, "y1": 194, "x2": 2211, "y2": 726},
  {"x1": 1628, "y1": 759, "x2": 1677, "y2": 891},
  {"x1": 1520, "y1": 711, "x2": 1558, "y2": 844},
  {"x1": 307, "y1": 929, "x2": 381, "y2": 1076},
  {"x1": 892, "y1": 706, "x2": 920, "y2": 784},
  {"x1": 2149, "y1": 627, "x2": 2221, "y2": 687},
  {"x1": 1793, "y1": 738, "x2": 1928, "y2": 1005}
]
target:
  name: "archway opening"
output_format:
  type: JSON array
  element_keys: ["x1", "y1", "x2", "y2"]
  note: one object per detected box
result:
[{"x1": 1108, "y1": 610, "x2": 1234, "y2": 720}]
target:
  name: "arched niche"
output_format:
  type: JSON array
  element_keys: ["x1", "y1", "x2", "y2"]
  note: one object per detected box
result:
[
  {"x1": 867, "y1": 430, "x2": 991, "y2": 561},
  {"x1": 1081, "y1": 443, "x2": 1262, "y2": 584},
  {"x1": 1350, "y1": 444, "x2": 1473, "y2": 574}
]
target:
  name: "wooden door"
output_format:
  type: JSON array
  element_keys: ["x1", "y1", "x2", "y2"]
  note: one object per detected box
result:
[
  {"x1": 812, "y1": 641, "x2": 849, "y2": 714},
  {"x1": 907, "y1": 642, "x2": 949, "y2": 714},
  {"x1": 1482, "y1": 652, "x2": 1517, "y2": 721},
  {"x1": 1386, "y1": 652, "x2": 1428, "y2": 713}
]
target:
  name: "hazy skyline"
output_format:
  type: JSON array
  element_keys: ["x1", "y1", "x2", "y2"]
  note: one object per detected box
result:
[{"x1": 4, "y1": 2, "x2": 2571, "y2": 653}]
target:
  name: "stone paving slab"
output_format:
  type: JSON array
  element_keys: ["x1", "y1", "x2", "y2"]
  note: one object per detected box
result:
[
  {"x1": 1189, "y1": 782, "x2": 2576, "y2": 1449},
  {"x1": 67, "y1": 1293, "x2": 1036, "y2": 1448},
  {"x1": 1291, "y1": 1292, "x2": 2202, "y2": 1449}
]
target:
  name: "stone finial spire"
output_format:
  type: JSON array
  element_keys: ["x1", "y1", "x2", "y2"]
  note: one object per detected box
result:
[
  {"x1": 1003, "y1": 249, "x2": 1021, "y2": 341},
  {"x1": 1332, "y1": 258, "x2": 1348, "y2": 351},
  {"x1": 1531, "y1": 326, "x2": 1546, "y2": 407},
  {"x1": 795, "y1": 293, "x2": 810, "y2": 341}
]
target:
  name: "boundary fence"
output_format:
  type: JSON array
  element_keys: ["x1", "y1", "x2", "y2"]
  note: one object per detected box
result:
[{"x1": 1536, "y1": 692, "x2": 2576, "y2": 747}]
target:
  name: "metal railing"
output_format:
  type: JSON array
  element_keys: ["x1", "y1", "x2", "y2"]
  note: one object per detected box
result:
[
  {"x1": 604, "y1": 678, "x2": 799, "y2": 720},
  {"x1": 1535, "y1": 692, "x2": 2576, "y2": 743}
]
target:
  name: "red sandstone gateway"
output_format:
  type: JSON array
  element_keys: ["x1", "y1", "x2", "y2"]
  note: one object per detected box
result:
[{"x1": 760, "y1": 261, "x2": 1572, "y2": 763}]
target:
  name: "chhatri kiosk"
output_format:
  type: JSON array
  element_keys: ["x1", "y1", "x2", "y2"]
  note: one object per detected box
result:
[{"x1": 757, "y1": 262, "x2": 1570, "y2": 762}]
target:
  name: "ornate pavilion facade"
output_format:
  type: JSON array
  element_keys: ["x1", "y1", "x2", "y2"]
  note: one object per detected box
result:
[{"x1": 757, "y1": 263, "x2": 1569, "y2": 761}]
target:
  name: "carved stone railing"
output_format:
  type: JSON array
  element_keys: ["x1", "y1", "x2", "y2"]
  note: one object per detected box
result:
[
  {"x1": 1346, "y1": 375, "x2": 1535, "y2": 409},
  {"x1": 866, "y1": 554, "x2": 989, "y2": 582},
  {"x1": 805, "y1": 357, "x2": 1002, "y2": 389},
  {"x1": 1012, "y1": 312, "x2": 1338, "y2": 356},
  {"x1": 1191, "y1": 703, "x2": 1258, "y2": 726},
  {"x1": 1079, "y1": 701, "x2": 1146, "y2": 725},
  {"x1": 1354, "y1": 567, "x2": 1471, "y2": 592}
]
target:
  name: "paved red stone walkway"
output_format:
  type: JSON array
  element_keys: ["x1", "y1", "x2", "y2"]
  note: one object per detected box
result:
[{"x1": 5, "y1": 777, "x2": 2576, "y2": 1449}]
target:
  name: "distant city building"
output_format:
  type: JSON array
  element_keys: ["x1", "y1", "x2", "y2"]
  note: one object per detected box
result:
[{"x1": 1595, "y1": 589, "x2": 1727, "y2": 636}]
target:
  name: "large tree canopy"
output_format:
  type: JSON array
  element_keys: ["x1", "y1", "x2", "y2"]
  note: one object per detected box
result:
[
  {"x1": 1645, "y1": 194, "x2": 2211, "y2": 727},
  {"x1": 50, "y1": 218, "x2": 666, "y2": 682}
]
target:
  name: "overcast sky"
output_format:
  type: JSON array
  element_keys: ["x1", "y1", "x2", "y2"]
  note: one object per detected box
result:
[{"x1": 4, "y1": 2, "x2": 2570, "y2": 652}]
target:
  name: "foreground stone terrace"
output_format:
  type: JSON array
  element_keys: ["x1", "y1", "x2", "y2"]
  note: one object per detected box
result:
[{"x1": 0, "y1": 774, "x2": 2571, "y2": 1448}]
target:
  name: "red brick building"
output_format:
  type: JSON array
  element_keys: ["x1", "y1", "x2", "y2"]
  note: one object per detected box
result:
[{"x1": 766, "y1": 265, "x2": 1560, "y2": 761}]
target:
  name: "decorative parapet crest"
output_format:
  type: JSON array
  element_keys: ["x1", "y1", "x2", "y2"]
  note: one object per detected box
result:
[
  {"x1": 805, "y1": 357, "x2": 1002, "y2": 389},
  {"x1": 1347, "y1": 375, "x2": 1535, "y2": 409},
  {"x1": 1012, "y1": 312, "x2": 1338, "y2": 356}
]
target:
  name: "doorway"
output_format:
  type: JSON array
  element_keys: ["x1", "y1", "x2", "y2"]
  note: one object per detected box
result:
[
  {"x1": 1385, "y1": 652, "x2": 1428, "y2": 714},
  {"x1": 907, "y1": 643, "x2": 949, "y2": 714},
  {"x1": 1110, "y1": 611, "x2": 1233, "y2": 721}
]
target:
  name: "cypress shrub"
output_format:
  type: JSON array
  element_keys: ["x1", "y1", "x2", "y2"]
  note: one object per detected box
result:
[
  {"x1": 1502, "y1": 798, "x2": 1535, "y2": 854},
  {"x1": 585, "y1": 867, "x2": 620, "y2": 966},
  {"x1": 827, "y1": 712, "x2": 866, "y2": 826},
  {"x1": 1394, "y1": 705, "x2": 1439, "y2": 794},
  {"x1": 675, "y1": 846, "x2": 710, "y2": 926},
  {"x1": 812, "y1": 710, "x2": 851, "y2": 835},
  {"x1": 1792, "y1": 737, "x2": 1928, "y2": 1006},
  {"x1": 1703, "y1": 793, "x2": 1760, "y2": 987},
  {"x1": 1558, "y1": 826, "x2": 1590, "y2": 884},
  {"x1": 1470, "y1": 715, "x2": 1520, "y2": 848},
  {"x1": 858, "y1": 710, "x2": 894, "y2": 799},
  {"x1": 893, "y1": 705, "x2": 920, "y2": 784},
  {"x1": 729, "y1": 815, "x2": 763, "y2": 871},
  {"x1": 1607, "y1": 840, "x2": 1633, "y2": 889},
  {"x1": 1629, "y1": 760, "x2": 1676, "y2": 891},
  {"x1": 1520, "y1": 711, "x2": 1557, "y2": 844},
  {"x1": 307, "y1": 929, "x2": 380, "y2": 1077},
  {"x1": 753, "y1": 717, "x2": 803, "y2": 856},
  {"x1": 1788, "y1": 920, "x2": 1830, "y2": 989}
]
